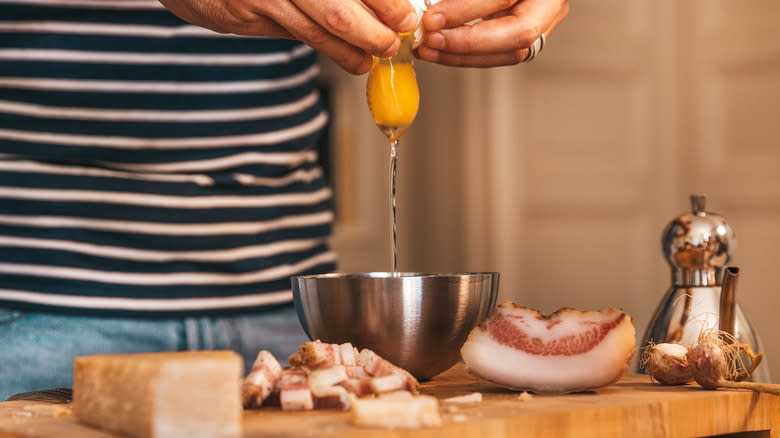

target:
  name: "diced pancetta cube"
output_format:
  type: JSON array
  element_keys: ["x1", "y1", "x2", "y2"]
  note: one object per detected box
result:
[
  {"x1": 241, "y1": 350, "x2": 282, "y2": 408},
  {"x1": 357, "y1": 348, "x2": 393, "y2": 376},
  {"x1": 262, "y1": 380, "x2": 282, "y2": 407},
  {"x1": 345, "y1": 365, "x2": 370, "y2": 379},
  {"x1": 289, "y1": 340, "x2": 342, "y2": 368},
  {"x1": 368, "y1": 373, "x2": 406, "y2": 394},
  {"x1": 357, "y1": 349, "x2": 420, "y2": 394},
  {"x1": 313, "y1": 385, "x2": 351, "y2": 410},
  {"x1": 279, "y1": 369, "x2": 313, "y2": 411},
  {"x1": 339, "y1": 343, "x2": 358, "y2": 366},
  {"x1": 339, "y1": 378, "x2": 373, "y2": 397},
  {"x1": 351, "y1": 394, "x2": 441, "y2": 428},
  {"x1": 308, "y1": 366, "x2": 349, "y2": 397}
]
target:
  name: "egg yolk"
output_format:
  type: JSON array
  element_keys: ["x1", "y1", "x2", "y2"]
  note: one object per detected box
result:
[
  {"x1": 367, "y1": 62, "x2": 419, "y2": 141},
  {"x1": 366, "y1": 33, "x2": 419, "y2": 143}
]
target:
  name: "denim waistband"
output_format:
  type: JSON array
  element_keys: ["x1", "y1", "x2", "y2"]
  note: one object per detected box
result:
[{"x1": 0, "y1": 305, "x2": 308, "y2": 399}]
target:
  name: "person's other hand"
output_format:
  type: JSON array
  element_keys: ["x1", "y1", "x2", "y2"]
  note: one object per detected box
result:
[
  {"x1": 158, "y1": 0, "x2": 418, "y2": 74},
  {"x1": 415, "y1": 0, "x2": 568, "y2": 67}
]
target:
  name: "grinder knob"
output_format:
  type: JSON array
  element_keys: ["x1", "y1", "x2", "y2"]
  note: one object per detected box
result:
[{"x1": 661, "y1": 194, "x2": 736, "y2": 286}]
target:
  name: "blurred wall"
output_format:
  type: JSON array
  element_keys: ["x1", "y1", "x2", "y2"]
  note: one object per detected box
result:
[{"x1": 325, "y1": 1, "x2": 780, "y2": 381}]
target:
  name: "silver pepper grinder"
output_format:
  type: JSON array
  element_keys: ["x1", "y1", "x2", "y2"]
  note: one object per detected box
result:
[{"x1": 639, "y1": 194, "x2": 770, "y2": 382}]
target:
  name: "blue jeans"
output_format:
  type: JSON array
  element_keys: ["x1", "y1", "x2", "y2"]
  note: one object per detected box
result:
[{"x1": 0, "y1": 305, "x2": 308, "y2": 400}]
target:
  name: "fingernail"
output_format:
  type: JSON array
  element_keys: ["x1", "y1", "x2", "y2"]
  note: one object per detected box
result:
[
  {"x1": 424, "y1": 13, "x2": 445, "y2": 31},
  {"x1": 425, "y1": 32, "x2": 445, "y2": 50},
  {"x1": 399, "y1": 11, "x2": 418, "y2": 32}
]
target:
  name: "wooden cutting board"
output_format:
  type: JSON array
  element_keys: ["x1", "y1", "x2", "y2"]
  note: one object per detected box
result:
[{"x1": 1, "y1": 364, "x2": 778, "y2": 438}]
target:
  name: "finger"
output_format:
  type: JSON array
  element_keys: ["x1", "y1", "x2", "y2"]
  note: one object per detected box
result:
[
  {"x1": 423, "y1": 16, "x2": 531, "y2": 54},
  {"x1": 421, "y1": 0, "x2": 565, "y2": 54},
  {"x1": 361, "y1": 0, "x2": 418, "y2": 32},
  {"x1": 160, "y1": 0, "x2": 295, "y2": 38},
  {"x1": 415, "y1": 45, "x2": 527, "y2": 67},
  {"x1": 422, "y1": 0, "x2": 519, "y2": 31},
  {"x1": 290, "y1": 0, "x2": 400, "y2": 57},
  {"x1": 415, "y1": 5, "x2": 565, "y2": 68},
  {"x1": 268, "y1": 2, "x2": 374, "y2": 74}
]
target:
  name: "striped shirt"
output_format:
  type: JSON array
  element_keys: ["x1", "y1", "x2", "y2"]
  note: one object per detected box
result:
[{"x1": 0, "y1": 0, "x2": 337, "y2": 315}]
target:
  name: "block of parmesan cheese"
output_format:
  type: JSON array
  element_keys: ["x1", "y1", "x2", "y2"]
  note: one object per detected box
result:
[{"x1": 72, "y1": 351, "x2": 242, "y2": 438}]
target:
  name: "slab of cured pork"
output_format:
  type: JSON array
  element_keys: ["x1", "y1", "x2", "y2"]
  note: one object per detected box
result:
[{"x1": 460, "y1": 302, "x2": 636, "y2": 393}]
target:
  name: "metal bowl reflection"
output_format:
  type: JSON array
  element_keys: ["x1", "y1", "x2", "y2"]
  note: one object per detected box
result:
[{"x1": 291, "y1": 272, "x2": 499, "y2": 379}]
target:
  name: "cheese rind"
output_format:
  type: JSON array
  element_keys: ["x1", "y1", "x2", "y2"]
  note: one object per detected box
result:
[{"x1": 72, "y1": 351, "x2": 242, "y2": 438}]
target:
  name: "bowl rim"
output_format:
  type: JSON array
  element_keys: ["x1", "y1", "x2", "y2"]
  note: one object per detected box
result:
[{"x1": 291, "y1": 271, "x2": 500, "y2": 280}]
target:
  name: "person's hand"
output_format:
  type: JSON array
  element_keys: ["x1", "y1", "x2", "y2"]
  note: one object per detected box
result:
[
  {"x1": 415, "y1": 0, "x2": 568, "y2": 67},
  {"x1": 158, "y1": 0, "x2": 418, "y2": 74}
]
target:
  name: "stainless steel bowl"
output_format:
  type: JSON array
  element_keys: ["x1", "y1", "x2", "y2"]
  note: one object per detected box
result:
[{"x1": 291, "y1": 272, "x2": 499, "y2": 379}]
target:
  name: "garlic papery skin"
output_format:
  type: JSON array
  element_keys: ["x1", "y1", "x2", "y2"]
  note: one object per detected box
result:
[{"x1": 642, "y1": 343, "x2": 693, "y2": 385}]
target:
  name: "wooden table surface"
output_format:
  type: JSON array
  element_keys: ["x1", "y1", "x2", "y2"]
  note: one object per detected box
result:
[{"x1": 1, "y1": 364, "x2": 779, "y2": 438}]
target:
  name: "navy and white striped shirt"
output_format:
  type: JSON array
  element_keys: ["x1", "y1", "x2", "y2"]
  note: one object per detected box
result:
[{"x1": 0, "y1": 0, "x2": 337, "y2": 315}]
